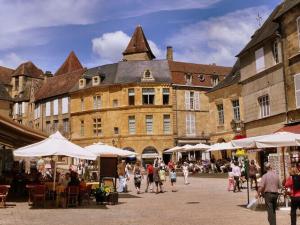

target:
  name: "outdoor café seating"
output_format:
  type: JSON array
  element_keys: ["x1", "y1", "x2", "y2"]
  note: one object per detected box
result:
[
  {"x1": 0, "y1": 185, "x2": 10, "y2": 208},
  {"x1": 67, "y1": 186, "x2": 79, "y2": 207},
  {"x1": 32, "y1": 185, "x2": 46, "y2": 207}
]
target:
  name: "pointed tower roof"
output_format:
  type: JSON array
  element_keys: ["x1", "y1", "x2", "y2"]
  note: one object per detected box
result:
[
  {"x1": 123, "y1": 25, "x2": 156, "y2": 60},
  {"x1": 54, "y1": 51, "x2": 83, "y2": 76},
  {"x1": 12, "y1": 61, "x2": 43, "y2": 79}
]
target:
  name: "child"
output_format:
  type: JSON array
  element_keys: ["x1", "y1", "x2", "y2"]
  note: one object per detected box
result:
[
  {"x1": 158, "y1": 167, "x2": 166, "y2": 193},
  {"x1": 169, "y1": 168, "x2": 177, "y2": 192}
]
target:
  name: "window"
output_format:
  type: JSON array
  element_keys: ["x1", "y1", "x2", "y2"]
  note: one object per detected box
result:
[
  {"x1": 163, "y1": 115, "x2": 171, "y2": 134},
  {"x1": 14, "y1": 77, "x2": 19, "y2": 91},
  {"x1": 146, "y1": 115, "x2": 153, "y2": 134},
  {"x1": 272, "y1": 40, "x2": 280, "y2": 64},
  {"x1": 53, "y1": 99, "x2": 58, "y2": 115},
  {"x1": 93, "y1": 118, "x2": 102, "y2": 136},
  {"x1": 185, "y1": 91, "x2": 200, "y2": 110},
  {"x1": 255, "y1": 47, "x2": 265, "y2": 72},
  {"x1": 142, "y1": 88, "x2": 155, "y2": 105},
  {"x1": 92, "y1": 76, "x2": 100, "y2": 86},
  {"x1": 35, "y1": 122, "x2": 39, "y2": 129},
  {"x1": 34, "y1": 104, "x2": 40, "y2": 119},
  {"x1": 163, "y1": 88, "x2": 170, "y2": 105},
  {"x1": 62, "y1": 97, "x2": 69, "y2": 114},
  {"x1": 93, "y1": 96, "x2": 101, "y2": 109},
  {"x1": 114, "y1": 127, "x2": 119, "y2": 135},
  {"x1": 142, "y1": 69, "x2": 154, "y2": 82},
  {"x1": 63, "y1": 119, "x2": 69, "y2": 133},
  {"x1": 53, "y1": 120, "x2": 58, "y2": 132},
  {"x1": 79, "y1": 78, "x2": 86, "y2": 89},
  {"x1": 186, "y1": 113, "x2": 195, "y2": 135},
  {"x1": 128, "y1": 88, "x2": 135, "y2": 106},
  {"x1": 294, "y1": 74, "x2": 300, "y2": 108},
  {"x1": 186, "y1": 74, "x2": 192, "y2": 85},
  {"x1": 258, "y1": 95, "x2": 270, "y2": 118},
  {"x1": 113, "y1": 99, "x2": 118, "y2": 107},
  {"x1": 21, "y1": 102, "x2": 27, "y2": 115},
  {"x1": 80, "y1": 120, "x2": 84, "y2": 136},
  {"x1": 297, "y1": 17, "x2": 300, "y2": 48},
  {"x1": 80, "y1": 98, "x2": 84, "y2": 111},
  {"x1": 217, "y1": 104, "x2": 224, "y2": 125},
  {"x1": 232, "y1": 100, "x2": 240, "y2": 121},
  {"x1": 46, "y1": 121, "x2": 51, "y2": 133},
  {"x1": 128, "y1": 116, "x2": 136, "y2": 134},
  {"x1": 17, "y1": 103, "x2": 22, "y2": 115},
  {"x1": 212, "y1": 77, "x2": 219, "y2": 87},
  {"x1": 46, "y1": 101, "x2": 51, "y2": 116}
]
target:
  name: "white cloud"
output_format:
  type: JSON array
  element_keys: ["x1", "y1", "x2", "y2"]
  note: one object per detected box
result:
[
  {"x1": 92, "y1": 31, "x2": 163, "y2": 63},
  {"x1": 167, "y1": 6, "x2": 272, "y2": 66},
  {"x1": 0, "y1": 53, "x2": 24, "y2": 68}
]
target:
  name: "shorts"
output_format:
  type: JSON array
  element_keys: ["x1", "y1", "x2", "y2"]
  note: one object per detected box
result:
[
  {"x1": 148, "y1": 174, "x2": 154, "y2": 183},
  {"x1": 171, "y1": 178, "x2": 176, "y2": 183}
]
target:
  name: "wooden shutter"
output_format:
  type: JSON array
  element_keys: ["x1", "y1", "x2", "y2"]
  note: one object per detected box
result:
[
  {"x1": 294, "y1": 74, "x2": 300, "y2": 108},
  {"x1": 191, "y1": 113, "x2": 196, "y2": 135},
  {"x1": 62, "y1": 97, "x2": 68, "y2": 114},
  {"x1": 255, "y1": 48, "x2": 265, "y2": 72},
  {"x1": 53, "y1": 99, "x2": 58, "y2": 115},
  {"x1": 14, "y1": 103, "x2": 18, "y2": 115},
  {"x1": 185, "y1": 91, "x2": 190, "y2": 110},
  {"x1": 186, "y1": 113, "x2": 190, "y2": 135},
  {"x1": 194, "y1": 92, "x2": 200, "y2": 110},
  {"x1": 46, "y1": 101, "x2": 51, "y2": 116}
]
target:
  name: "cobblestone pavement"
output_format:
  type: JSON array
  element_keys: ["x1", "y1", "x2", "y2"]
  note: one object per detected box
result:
[{"x1": 0, "y1": 177, "x2": 291, "y2": 225}]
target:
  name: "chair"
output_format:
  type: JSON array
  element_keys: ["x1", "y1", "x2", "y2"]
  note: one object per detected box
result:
[
  {"x1": 0, "y1": 186, "x2": 9, "y2": 208},
  {"x1": 32, "y1": 185, "x2": 46, "y2": 208},
  {"x1": 67, "y1": 186, "x2": 79, "y2": 207},
  {"x1": 80, "y1": 185, "x2": 92, "y2": 205}
]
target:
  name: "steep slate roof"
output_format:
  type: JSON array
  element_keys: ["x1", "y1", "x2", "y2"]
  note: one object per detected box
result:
[
  {"x1": 237, "y1": 5, "x2": 281, "y2": 57},
  {"x1": 35, "y1": 68, "x2": 85, "y2": 101},
  {"x1": 54, "y1": 51, "x2": 83, "y2": 76},
  {"x1": 123, "y1": 25, "x2": 156, "y2": 59},
  {"x1": 208, "y1": 60, "x2": 240, "y2": 92},
  {"x1": 169, "y1": 61, "x2": 231, "y2": 87},
  {"x1": 12, "y1": 61, "x2": 43, "y2": 79},
  {"x1": 0, "y1": 84, "x2": 12, "y2": 101},
  {"x1": 274, "y1": 0, "x2": 300, "y2": 20},
  {"x1": 0, "y1": 66, "x2": 14, "y2": 85}
]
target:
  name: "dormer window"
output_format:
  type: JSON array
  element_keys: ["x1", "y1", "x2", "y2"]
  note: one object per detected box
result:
[
  {"x1": 185, "y1": 73, "x2": 192, "y2": 85},
  {"x1": 141, "y1": 69, "x2": 155, "y2": 82},
  {"x1": 79, "y1": 78, "x2": 86, "y2": 89},
  {"x1": 212, "y1": 76, "x2": 219, "y2": 87},
  {"x1": 198, "y1": 74, "x2": 205, "y2": 82},
  {"x1": 92, "y1": 76, "x2": 100, "y2": 86}
]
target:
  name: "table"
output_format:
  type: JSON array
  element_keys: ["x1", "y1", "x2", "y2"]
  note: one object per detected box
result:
[{"x1": 86, "y1": 182, "x2": 99, "y2": 190}]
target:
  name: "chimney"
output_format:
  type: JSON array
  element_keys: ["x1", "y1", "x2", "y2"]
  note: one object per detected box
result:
[
  {"x1": 166, "y1": 46, "x2": 173, "y2": 61},
  {"x1": 43, "y1": 71, "x2": 53, "y2": 82}
]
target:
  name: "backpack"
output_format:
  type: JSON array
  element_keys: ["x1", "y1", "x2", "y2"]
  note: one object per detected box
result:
[{"x1": 292, "y1": 175, "x2": 300, "y2": 191}]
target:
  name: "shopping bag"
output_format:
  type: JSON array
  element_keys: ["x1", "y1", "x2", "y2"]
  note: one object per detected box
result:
[{"x1": 247, "y1": 198, "x2": 258, "y2": 210}]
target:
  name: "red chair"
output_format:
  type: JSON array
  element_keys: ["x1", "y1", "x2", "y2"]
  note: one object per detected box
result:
[
  {"x1": 32, "y1": 185, "x2": 46, "y2": 208},
  {"x1": 67, "y1": 186, "x2": 79, "y2": 207},
  {"x1": 0, "y1": 186, "x2": 9, "y2": 208}
]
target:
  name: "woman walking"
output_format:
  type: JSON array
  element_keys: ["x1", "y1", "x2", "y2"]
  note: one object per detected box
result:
[
  {"x1": 153, "y1": 163, "x2": 162, "y2": 194},
  {"x1": 182, "y1": 162, "x2": 189, "y2": 185},
  {"x1": 249, "y1": 160, "x2": 258, "y2": 190},
  {"x1": 133, "y1": 161, "x2": 143, "y2": 194},
  {"x1": 159, "y1": 166, "x2": 166, "y2": 192}
]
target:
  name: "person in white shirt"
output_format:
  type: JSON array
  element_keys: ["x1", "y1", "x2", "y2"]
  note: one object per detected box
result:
[
  {"x1": 232, "y1": 161, "x2": 241, "y2": 192},
  {"x1": 182, "y1": 162, "x2": 189, "y2": 185}
]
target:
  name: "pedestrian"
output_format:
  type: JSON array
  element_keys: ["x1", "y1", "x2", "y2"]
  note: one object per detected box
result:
[
  {"x1": 153, "y1": 163, "x2": 162, "y2": 194},
  {"x1": 169, "y1": 168, "x2": 177, "y2": 192},
  {"x1": 232, "y1": 161, "x2": 241, "y2": 192},
  {"x1": 249, "y1": 160, "x2": 258, "y2": 190},
  {"x1": 182, "y1": 162, "x2": 189, "y2": 185},
  {"x1": 210, "y1": 155, "x2": 217, "y2": 173},
  {"x1": 117, "y1": 159, "x2": 126, "y2": 192},
  {"x1": 133, "y1": 161, "x2": 143, "y2": 194},
  {"x1": 256, "y1": 162, "x2": 281, "y2": 225},
  {"x1": 145, "y1": 163, "x2": 154, "y2": 193},
  {"x1": 159, "y1": 166, "x2": 166, "y2": 192},
  {"x1": 168, "y1": 160, "x2": 175, "y2": 171},
  {"x1": 284, "y1": 166, "x2": 300, "y2": 225}
]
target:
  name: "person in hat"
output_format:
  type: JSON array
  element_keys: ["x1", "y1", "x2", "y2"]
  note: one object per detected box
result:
[
  {"x1": 256, "y1": 162, "x2": 281, "y2": 225},
  {"x1": 182, "y1": 162, "x2": 189, "y2": 185}
]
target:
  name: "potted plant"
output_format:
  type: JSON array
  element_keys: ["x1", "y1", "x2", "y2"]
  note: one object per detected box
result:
[{"x1": 94, "y1": 185, "x2": 112, "y2": 203}]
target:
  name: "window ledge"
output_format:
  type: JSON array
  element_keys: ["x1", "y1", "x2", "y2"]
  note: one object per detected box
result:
[{"x1": 288, "y1": 52, "x2": 300, "y2": 66}]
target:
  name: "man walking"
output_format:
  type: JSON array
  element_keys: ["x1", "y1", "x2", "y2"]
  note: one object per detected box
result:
[
  {"x1": 256, "y1": 162, "x2": 281, "y2": 225},
  {"x1": 145, "y1": 163, "x2": 154, "y2": 193}
]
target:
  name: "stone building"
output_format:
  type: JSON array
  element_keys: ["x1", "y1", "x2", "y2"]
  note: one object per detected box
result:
[
  {"x1": 274, "y1": 1, "x2": 300, "y2": 125},
  {"x1": 206, "y1": 61, "x2": 244, "y2": 159},
  {"x1": 33, "y1": 51, "x2": 84, "y2": 137},
  {"x1": 69, "y1": 25, "x2": 231, "y2": 162},
  {"x1": 237, "y1": 5, "x2": 287, "y2": 137},
  {"x1": 0, "y1": 66, "x2": 14, "y2": 117}
]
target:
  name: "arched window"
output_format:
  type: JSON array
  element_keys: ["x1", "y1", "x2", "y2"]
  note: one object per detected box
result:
[{"x1": 142, "y1": 146, "x2": 159, "y2": 158}]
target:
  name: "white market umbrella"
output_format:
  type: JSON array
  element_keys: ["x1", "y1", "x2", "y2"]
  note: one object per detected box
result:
[
  {"x1": 207, "y1": 142, "x2": 240, "y2": 152},
  {"x1": 84, "y1": 142, "x2": 137, "y2": 157},
  {"x1": 183, "y1": 143, "x2": 210, "y2": 151},
  {"x1": 164, "y1": 146, "x2": 185, "y2": 153},
  {"x1": 14, "y1": 131, "x2": 96, "y2": 191},
  {"x1": 256, "y1": 132, "x2": 300, "y2": 148}
]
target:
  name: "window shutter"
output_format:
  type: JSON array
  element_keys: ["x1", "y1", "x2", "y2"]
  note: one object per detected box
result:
[
  {"x1": 37, "y1": 105, "x2": 41, "y2": 118},
  {"x1": 294, "y1": 74, "x2": 300, "y2": 108},
  {"x1": 14, "y1": 103, "x2": 18, "y2": 115},
  {"x1": 194, "y1": 92, "x2": 200, "y2": 110},
  {"x1": 186, "y1": 113, "x2": 190, "y2": 134},
  {"x1": 191, "y1": 113, "x2": 196, "y2": 135},
  {"x1": 185, "y1": 91, "x2": 190, "y2": 110},
  {"x1": 255, "y1": 48, "x2": 265, "y2": 72},
  {"x1": 62, "y1": 97, "x2": 68, "y2": 114},
  {"x1": 53, "y1": 99, "x2": 58, "y2": 115},
  {"x1": 46, "y1": 101, "x2": 51, "y2": 116}
]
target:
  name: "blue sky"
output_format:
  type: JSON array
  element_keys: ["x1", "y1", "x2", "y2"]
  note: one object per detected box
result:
[{"x1": 0, "y1": 0, "x2": 281, "y2": 73}]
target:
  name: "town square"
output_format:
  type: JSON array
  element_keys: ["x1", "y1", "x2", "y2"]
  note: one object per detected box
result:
[{"x1": 0, "y1": 0, "x2": 300, "y2": 225}]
